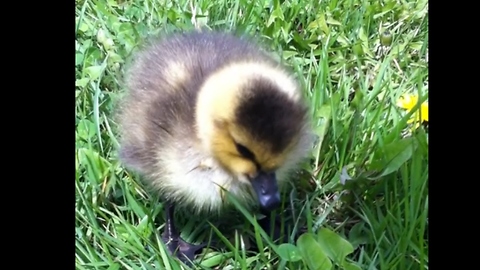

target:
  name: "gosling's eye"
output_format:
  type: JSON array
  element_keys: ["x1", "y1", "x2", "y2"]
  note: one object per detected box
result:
[{"x1": 235, "y1": 143, "x2": 255, "y2": 160}]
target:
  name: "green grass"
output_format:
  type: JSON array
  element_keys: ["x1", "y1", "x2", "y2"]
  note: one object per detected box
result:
[{"x1": 75, "y1": 0, "x2": 428, "y2": 269}]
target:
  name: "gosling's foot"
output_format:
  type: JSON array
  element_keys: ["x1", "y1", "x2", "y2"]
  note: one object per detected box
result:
[
  {"x1": 161, "y1": 203, "x2": 206, "y2": 265},
  {"x1": 161, "y1": 233, "x2": 206, "y2": 265}
]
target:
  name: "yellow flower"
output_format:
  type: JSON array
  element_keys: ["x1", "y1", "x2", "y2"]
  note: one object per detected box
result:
[{"x1": 397, "y1": 94, "x2": 428, "y2": 128}]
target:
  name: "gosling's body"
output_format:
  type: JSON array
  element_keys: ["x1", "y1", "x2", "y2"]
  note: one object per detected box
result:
[
  {"x1": 117, "y1": 31, "x2": 312, "y2": 263},
  {"x1": 119, "y1": 31, "x2": 311, "y2": 213}
]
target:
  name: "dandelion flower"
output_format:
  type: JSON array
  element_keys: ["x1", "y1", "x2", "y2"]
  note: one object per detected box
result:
[{"x1": 397, "y1": 93, "x2": 428, "y2": 129}]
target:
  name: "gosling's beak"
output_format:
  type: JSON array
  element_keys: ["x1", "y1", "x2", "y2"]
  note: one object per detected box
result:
[{"x1": 251, "y1": 171, "x2": 280, "y2": 212}]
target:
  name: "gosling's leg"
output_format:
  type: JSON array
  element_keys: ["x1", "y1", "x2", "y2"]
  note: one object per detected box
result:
[
  {"x1": 258, "y1": 210, "x2": 289, "y2": 243},
  {"x1": 258, "y1": 210, "x2": 306, "y2": 243},
  {"x1": 161, "y1": 203, "x2": 206, "y2": 264}
]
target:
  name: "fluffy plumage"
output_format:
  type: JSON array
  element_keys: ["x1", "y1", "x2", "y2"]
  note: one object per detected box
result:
[{"x1": 117, "y1": 31, "x2": 313, "y2": 215}]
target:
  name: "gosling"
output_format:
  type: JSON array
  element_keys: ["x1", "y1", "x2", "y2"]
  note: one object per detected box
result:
[{"x1": 117, "y1": 30, "x2": 313, "y2": 263}]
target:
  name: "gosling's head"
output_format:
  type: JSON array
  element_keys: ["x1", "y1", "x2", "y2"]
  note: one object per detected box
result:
[{"x1": 196, "y1": 62, "x2": 310, "y2": 212}]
